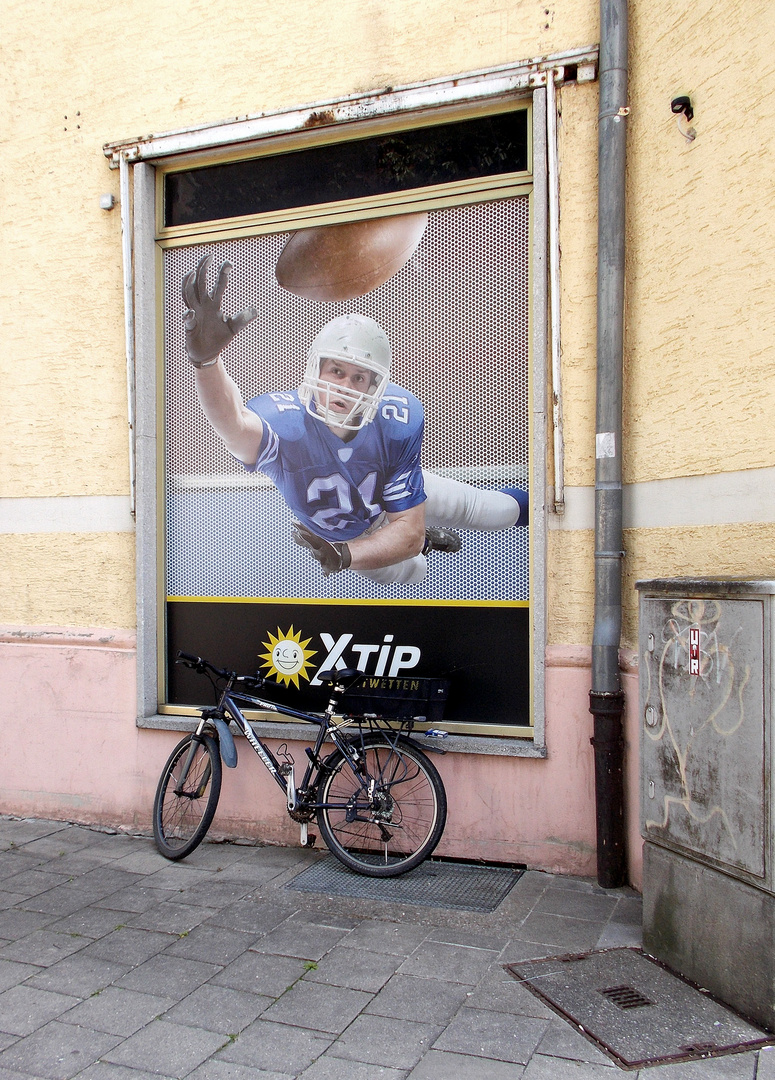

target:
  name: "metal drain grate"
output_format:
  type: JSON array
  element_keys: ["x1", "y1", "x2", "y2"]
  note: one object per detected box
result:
[
  {"x1": 506, "y1": 948, "x2": 774, "y2": 1069},
  {"x1": 286, "y1": 856, "x2": 523, "y2": 912},
  {"x1": 599, "y1": 985, "x2": 653, "y2": 1010}
]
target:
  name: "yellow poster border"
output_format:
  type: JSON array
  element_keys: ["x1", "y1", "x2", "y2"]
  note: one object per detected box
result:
[{"x1": 167, "y1": 596, "x2": 529, "y2": 608}]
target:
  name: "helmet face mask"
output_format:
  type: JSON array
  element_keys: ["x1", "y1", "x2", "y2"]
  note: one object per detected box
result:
[{"x1": 299, "y1": 314, "x2": 391, "y2": 431}]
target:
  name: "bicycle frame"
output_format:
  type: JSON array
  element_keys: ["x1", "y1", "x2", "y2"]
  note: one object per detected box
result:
[{"x1": 192, "y1": 674, "x2": 382, "y2": 818}]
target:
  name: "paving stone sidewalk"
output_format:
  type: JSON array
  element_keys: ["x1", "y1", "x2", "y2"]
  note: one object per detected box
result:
[{"x1": 0, "y1": 816, "x2": 770, "y2": 1080}]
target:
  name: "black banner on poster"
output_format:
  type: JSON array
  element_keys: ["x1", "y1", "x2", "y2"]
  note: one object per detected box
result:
[{"x1": 167, "y1": 601, "x2": 530, "y2": 729}]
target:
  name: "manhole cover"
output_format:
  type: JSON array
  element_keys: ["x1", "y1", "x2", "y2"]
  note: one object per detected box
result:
[
  {"x1": 286, "y1": 856, "x2": 523, "y2": 912},
  {"x1": 506, "y1": 947, "x2": 773, "y2": 1070}
]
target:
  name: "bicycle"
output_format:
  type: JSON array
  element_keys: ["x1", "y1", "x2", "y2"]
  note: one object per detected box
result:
[{"x1": 152, "y1": 652, "x2": 450, "y2": 877}]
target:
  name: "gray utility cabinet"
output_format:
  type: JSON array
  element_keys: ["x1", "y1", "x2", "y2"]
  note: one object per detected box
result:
[{"x1": 636, "y1": 578, "x2": 775, "y2": 1032}]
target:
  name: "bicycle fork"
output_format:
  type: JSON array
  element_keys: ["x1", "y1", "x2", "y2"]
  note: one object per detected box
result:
[{"x1": 174, "y1": 732, "x2": 211, "y2": 798}]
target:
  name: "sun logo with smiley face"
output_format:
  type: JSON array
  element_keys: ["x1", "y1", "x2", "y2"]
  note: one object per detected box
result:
[{"x1": 259, "y1": 626, "x2": 317, "y2": 688}]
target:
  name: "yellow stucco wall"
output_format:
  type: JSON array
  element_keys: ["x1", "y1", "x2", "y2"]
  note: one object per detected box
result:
[
  {"x1": 547, "y1": 530, "x2": 595, "y2": 645},
  {"x1": 2, "y1": 0, "x2": 774, "y2": 640},
  {"x1": 624, "y1": 0, "x2": 775, "y2": 483},
  {"x1": 549, "y1": 0, "x2": 775, "y2": 647},
  {"x1": 556, "y1": 80, "x2": 599, "y2": 489},
  {"x1": 553, "y1": 0, "x2": 775, "y2": 490},
  {"x1": 0, "y1": 535, "x2": 136, "y2": 629},
  {"x1": 548, "y1": 525, "x2": 775, "y2": 648}
]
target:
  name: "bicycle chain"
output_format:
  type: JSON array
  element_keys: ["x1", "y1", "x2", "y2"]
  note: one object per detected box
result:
[{"x1": 287, "y1": 802, "x2": 316, "y2": 823}]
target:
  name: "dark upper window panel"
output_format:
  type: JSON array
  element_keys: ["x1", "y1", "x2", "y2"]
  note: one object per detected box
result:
[{"x1": 164, "y1": 109, "x2": 528, "y2": 227}]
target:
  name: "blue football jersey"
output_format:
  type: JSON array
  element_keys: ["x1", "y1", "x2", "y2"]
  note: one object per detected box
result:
[{"x1": 243, "y1": 385, "x2": 426, "y2": 541}]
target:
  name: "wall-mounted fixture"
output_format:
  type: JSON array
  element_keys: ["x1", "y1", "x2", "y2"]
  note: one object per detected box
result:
[
  {"x1": 670, "y1": 95, "x2": 696, "y2": 142},
  {"x1": 100, "y1": 193, "x2": 116, "y2": 210},
  {"x1": 670, "y1": 95, "x2": 693, "y2": 121}
]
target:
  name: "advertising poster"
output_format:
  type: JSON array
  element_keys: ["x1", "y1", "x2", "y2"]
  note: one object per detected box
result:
[{"x1": 164, "y1": 197, "x2": 531, "y2": 730}]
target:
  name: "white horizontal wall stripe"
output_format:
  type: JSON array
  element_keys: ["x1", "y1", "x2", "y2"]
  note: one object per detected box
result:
[
  {"x1": 1, "y1": 468, "x2": 773, "y2": 535},
  {"x1": 0, "y1": 496, "x2": 135, "y2": 534},
  {"x1": 546, "y1": 486, "x2": 596, "y2": 531},
  {"x1": 549, "y1": 467, "x2": 775, "y2": 532},
  {"x1": 625, "y1": 468, "x2": 775, "y2": 529}
]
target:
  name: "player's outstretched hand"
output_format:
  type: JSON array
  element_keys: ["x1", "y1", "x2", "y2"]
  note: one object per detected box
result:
[
  {"x1": 292, "y1": 523, "x2": 352, "y2": 576},
  {"x1": 181, "y1": 255, "x2": 258, "y2": 367}
]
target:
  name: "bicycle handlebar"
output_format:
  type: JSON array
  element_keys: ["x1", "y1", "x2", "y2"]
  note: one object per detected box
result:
[
  {"x1": 177, "y1": 651, "x2": 204, "y2": 666},
  {"x1": 176, "y1": 651, "x2": 275, "y2": 693},
  {"x1": 176, "y1": 651, "x2": 219, "y2": 676}
]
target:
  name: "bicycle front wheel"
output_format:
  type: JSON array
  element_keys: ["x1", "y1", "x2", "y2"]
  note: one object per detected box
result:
[
  {"x1": 316, "y1": 735, "x2": 446, "y2": 877},
  {"x1": 153, "y1": 733, "x2": 222, "y2": 860}
]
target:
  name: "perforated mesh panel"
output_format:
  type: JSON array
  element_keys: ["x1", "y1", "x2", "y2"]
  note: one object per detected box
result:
[{"x1": 164, "y1": 198, "x2": 530, "y2": 601}]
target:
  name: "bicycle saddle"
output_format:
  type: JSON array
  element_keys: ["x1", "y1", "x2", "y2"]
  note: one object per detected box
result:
[{"x1": 317, "y1": 668, "x2": 363, "y2": 690}]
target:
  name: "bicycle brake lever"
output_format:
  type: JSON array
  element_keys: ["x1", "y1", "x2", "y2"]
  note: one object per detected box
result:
[{"x1": 235, "y1": 673, "x2": 265, "y2": 693}]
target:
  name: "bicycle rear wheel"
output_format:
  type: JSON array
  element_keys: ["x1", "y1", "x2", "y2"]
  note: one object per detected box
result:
[
  {"x1": 316, "y1": 734, "x2": 446, "y2": 877},
  {"x1": 153, "y1": 733, "x2": 222, "y2": 860}
]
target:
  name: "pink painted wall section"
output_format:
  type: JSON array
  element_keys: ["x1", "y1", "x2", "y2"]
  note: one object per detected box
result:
[
  {"x1": 0, "y1": 629, "x2": 642, "y2": 887},
  {"x1": 0, "y1": 628, "x2": 152, "y2": 827}
]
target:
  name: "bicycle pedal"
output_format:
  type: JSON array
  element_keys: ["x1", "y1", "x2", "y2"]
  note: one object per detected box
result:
[{"x1": 303, "y1": 833, "x2": 317, "y2": 848}]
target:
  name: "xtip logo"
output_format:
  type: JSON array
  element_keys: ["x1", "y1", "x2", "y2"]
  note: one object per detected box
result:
[{"x1": 259, "y1": 627, "x2": 422, "y2": 686}]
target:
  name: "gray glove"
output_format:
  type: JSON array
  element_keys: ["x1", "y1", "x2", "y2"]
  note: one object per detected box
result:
[
  {"x1": 181, "y1": 255, "x2": 258, "y2": 367},
  {"x1": 292, "y1": 523, "x2": 352, "y2": 576}
]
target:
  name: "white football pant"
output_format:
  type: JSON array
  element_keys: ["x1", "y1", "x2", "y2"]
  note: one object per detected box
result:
[{"x1": 358, "y1": 472, "x2": 522, "y2": 585}]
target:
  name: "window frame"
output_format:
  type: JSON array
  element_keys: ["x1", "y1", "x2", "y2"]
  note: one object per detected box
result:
[{"x1": 125, "y1": 63, "x2": 575, "y2": 756}]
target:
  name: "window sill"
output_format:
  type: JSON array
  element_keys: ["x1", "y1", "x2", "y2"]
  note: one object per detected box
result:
[{"x1": 137, "y1": 714, "x2": 546, "y2": 758}]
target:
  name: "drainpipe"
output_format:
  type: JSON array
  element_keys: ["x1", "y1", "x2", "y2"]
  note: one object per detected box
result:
[{"x1": 589, "y1": 0, "x2": 628, "y2": 889}]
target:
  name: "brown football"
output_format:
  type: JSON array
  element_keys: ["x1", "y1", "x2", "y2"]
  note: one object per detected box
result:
[{"x1": 275, "y1": 212, "x2": 428, "y2": 301}]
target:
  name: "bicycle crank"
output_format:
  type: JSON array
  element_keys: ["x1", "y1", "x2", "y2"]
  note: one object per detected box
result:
[{"x1": 299, "y1": 822, "x2": 317, "y2": 848}]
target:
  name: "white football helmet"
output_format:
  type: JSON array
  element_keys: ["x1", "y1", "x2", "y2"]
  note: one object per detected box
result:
[{"x1": 299, "y1": 314, "x2": 391, "y2": 431}]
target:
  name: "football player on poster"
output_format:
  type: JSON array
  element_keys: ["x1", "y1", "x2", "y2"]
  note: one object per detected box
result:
[{"x1": 181, "y1": 254, "x2": 528, "y2": 586}]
